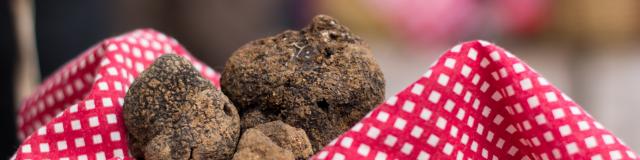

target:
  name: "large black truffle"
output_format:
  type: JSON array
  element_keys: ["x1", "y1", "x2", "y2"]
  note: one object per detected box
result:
[
  {"x1": 124, "y1": 54, "x2": 240, "y2": 160},
  {"x1": 221, "y1": 15, "x2": 385, "y2": 151}
]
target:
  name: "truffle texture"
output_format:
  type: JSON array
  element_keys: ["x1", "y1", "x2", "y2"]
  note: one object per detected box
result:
[
  {"x1": 124, "y1": 54, "x2": 240, "y2": 160},
  {"x1": 221, "y1": 15, "x2": 385, "y2": 150},
  {"x1": 232, "y1": 128, "x2": 295, "y2": 160},
  {"x1": 253, "y1": 121, "x2": 313, "y2": 159}
]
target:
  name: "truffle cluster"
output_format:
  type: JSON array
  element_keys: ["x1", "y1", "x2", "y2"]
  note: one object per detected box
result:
[
  {"x1": 123, "y1": 15, "x2": 385, "y2": 160},
  {"x1": 221, "y1": 15, "x2": 385, "y2": 151}
]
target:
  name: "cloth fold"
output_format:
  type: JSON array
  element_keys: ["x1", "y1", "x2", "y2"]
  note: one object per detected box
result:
[
  {"x1": 14, "y1": 30, "x2": 637, "y2": 160},
  {"x1": 15, "y1": 29, "x2": 219, "y2": 160},
  {"x1": 311, "y1": 40, "x2": 638, "y2": 160}
]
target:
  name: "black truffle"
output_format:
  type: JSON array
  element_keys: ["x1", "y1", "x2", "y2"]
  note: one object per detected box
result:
[
  {"x1": 221, "y1": 15, "x2": 385, "y2": 150},
  {"x1": 124, "y1": 54, "x2": 240, "y2": 160},
  {"x1": 232, "y1": 121, "x2": 312, "y2": 160},
  {"x1": 252, "y1": 121, "x2": 313, "y2": 158},
  {"x1": 232, "y1": 128, "x2": 295, "y2": 160}
]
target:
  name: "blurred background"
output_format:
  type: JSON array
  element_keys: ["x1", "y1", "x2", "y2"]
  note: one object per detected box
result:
[{"x1": 1, "y1": 0, "x2": 639, "y2": 158}]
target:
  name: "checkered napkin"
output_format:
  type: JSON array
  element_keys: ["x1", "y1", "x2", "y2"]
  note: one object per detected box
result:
[
  {"x1": 14, "y1": 29, "x2": 220, "y2": 160},
  {"x1": 14, "y1": 29, "x2": 637, "y2": 160},
  {"x1": 311, "y1": 41, "x2": 638, "y2": 160}
]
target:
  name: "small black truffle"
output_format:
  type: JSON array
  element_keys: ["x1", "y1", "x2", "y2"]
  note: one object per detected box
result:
[{"x1": 124, "y1": 54, "x2": 240, "y2": 160}]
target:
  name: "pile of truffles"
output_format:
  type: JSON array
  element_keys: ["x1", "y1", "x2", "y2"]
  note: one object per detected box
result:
[{"x1": 123, "y1": 15, "x2": 385, "y2": 160}]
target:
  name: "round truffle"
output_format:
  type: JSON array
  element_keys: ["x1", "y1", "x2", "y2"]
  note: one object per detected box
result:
[
  {"x1": 221, "y1": 15, "x2": 385, "y2": 150},
  {"x1": 124, "y1": 54, "x2": 240, "y2": 160}
]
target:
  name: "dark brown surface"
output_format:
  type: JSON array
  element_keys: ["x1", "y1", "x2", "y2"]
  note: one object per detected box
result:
[
  {"x1": 232, "y1": 128, "x2": 295, "y2": 160},
  {"x1": 253, "y1": 121, "x2": 313, "y2": 159},
  {"x1": 123, "y1": 54, "x2": 240, "y2": 160},
  {"x1": 221, "y1": 15, "x2": 385, "y2": 151}
]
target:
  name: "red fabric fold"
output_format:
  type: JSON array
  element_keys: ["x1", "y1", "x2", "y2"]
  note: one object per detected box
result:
[
  {"x1": 311, "y1": 40, "x2": 638, "y2": 160},
  {"x1": 15, "y1": 29, "x2": 220, "y2": 160}
]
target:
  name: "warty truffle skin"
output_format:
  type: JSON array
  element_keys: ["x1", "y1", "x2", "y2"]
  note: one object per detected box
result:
[
  {"x1": 124, "y1": 54, "x2": 240, "y2": 160},
  {"x1": 221, "y1": 15, "x2": 385, "y2": 151}
]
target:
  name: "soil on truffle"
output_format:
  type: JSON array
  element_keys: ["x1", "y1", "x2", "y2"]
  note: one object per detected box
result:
[
  {"x1": 252, "y1": 121, "x2": 313, "y2": 159},
  {"x1": 124, "y1": 54, "x2": 240, "y2": 160},
  {"x1": 232, "y1": 128, "x2": 295, "y2": 160},
  {"x1": 233, "y1": 121, "x2": 313, "y2": 160},
  {"x1": 221, "y1": 15, "x2": 385, "y2": 151}
]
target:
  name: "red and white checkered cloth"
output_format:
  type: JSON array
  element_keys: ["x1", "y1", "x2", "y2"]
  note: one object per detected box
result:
[
  {"x1": 14, "y1": 29, "x2": 219, "y2": 160},
  {"x1": 14, "y1": 29, "x2": 637, "y2": 160},
  {"x1": 311, "y1": 41, "x2": 638, "y2": 160}
]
